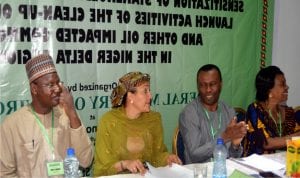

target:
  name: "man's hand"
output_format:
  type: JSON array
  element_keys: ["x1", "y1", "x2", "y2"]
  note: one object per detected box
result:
[
  {"x1": 59, "y1": 82, "x2": 81, "y2": 128},
  {"x1": 59, "y1": 82, "x2": 75, "y2": 113},
  {"x1": 221, "y1": 117, "x2": 247, "y2": 143}
]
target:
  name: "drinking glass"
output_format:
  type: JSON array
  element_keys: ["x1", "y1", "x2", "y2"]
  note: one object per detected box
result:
[{"x1": 194, "y1": 164, "x2": 208, "y2": 178}]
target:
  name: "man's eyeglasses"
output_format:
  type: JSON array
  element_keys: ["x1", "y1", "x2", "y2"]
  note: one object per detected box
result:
[{"x1": 34, "y1": 81, "x2": 63, "y2": 90}]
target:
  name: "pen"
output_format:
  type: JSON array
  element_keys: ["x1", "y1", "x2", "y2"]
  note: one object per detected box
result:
[{"x1": 143, "y1": 162, "x2": 149, "y2": 170}]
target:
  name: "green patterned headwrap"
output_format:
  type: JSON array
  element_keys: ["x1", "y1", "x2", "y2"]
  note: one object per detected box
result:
[{"x1": 111, "y1": 71, "x2": 150, "y2": 107}]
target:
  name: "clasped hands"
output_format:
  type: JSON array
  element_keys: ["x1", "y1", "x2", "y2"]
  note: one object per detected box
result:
[{"x1": 222, "y1": 116, "x2": 248, "y2": 146}]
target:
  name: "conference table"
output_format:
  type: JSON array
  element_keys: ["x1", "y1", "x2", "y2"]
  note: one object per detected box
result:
[{"x1": 97, "y1": 152, "x2": 286, "y2": 178}]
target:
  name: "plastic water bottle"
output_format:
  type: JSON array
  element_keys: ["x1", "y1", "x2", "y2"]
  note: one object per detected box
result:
[
  {"x1": 64, "y1": 148, "x2": 80, "y2": 178},
  {"x1": 212, "y1": 138, "x2": 228, "y2": 178}
]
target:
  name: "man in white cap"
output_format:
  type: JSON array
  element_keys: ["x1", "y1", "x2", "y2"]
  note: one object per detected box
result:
[{"x1": 0, "y1": 54, "x2": 93, "y2": 177}]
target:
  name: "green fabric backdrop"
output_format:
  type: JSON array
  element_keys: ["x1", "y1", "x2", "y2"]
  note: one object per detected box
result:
[{"x1": 0, "y1": 0, "x2": 274, "y2": 175}]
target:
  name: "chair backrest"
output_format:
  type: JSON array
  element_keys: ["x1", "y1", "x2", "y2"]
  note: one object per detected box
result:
[
  {"x1": 294, "y1": 106, "x2": 300, "y2": 123},
  {"x1": 234, "y1": 107, "x2": 246, "y2": 122},
  {"x1": 172, "y1": 126, "x2": 185, "y2": 164}
]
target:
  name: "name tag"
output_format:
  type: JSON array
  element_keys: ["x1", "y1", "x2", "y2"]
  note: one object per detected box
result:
[{"x1": 46, "y1": 161, "x2": 64, "y2": 176}]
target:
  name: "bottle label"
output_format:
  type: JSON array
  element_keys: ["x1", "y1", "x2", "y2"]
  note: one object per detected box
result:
[{"x1": 46, "y1": 161, "x2": 64, "y2": 176}]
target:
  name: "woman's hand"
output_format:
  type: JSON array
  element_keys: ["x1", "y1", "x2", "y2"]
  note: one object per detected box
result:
[
  {"x1": 166, "y1": 154, "x2": 182, "y2": 166},
  {"x1": 123, "y1": 159, "x2": 147, "y2": 175}
]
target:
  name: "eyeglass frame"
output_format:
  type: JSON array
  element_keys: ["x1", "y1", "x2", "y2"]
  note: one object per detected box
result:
[{"x1": 32, "y1": 81, "x2": 63, "y2": 91}]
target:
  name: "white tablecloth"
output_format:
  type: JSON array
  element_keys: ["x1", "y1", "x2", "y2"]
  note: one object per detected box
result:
[{"x1": 97, "y1": 152, "x2": 286, "y2": 178}]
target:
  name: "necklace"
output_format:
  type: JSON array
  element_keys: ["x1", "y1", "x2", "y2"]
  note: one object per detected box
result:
[{"x1": 268, "y1": 109, "x2": 282, "y2": 137}]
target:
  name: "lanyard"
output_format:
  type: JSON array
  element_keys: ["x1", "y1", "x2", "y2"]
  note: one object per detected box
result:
[
  {"x1": 268, "y1": 109, "x2": 282, "y2": 137},
  {"x1": 31, "y1": 106, "x2": 55, "y2": 156},
  {"x1": 203, "y1": 104, "x2": 222, "y2": 139}
]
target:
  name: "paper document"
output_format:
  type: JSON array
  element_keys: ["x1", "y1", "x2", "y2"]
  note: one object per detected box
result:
[
  {"x1": 144, "y1": 162, "x2": 193, "y2": 178},
  {"x1": 236, "y1": 154, "x2": 285, "y2": 172}
]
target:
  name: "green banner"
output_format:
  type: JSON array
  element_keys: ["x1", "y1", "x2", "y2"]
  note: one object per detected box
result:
[{"x1": 0, "y1": 0, "x2": 273, "y2": 176}]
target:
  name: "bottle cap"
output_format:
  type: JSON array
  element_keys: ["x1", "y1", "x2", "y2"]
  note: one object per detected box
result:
[
  {"x1": 67, "y1": 147, "x2": 75, "y2": 156},
  {"x1": 216, "y1": 138, "x2": 224, "y2": 145}
]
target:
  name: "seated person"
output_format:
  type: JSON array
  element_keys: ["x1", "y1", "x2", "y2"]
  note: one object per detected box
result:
[
  {"x1": 93, "y1": 71, "x2": 181, "y2": 176},
  {"x1": 179, "y1": 64, "x2": 247, "y2": 163},
  {"x1": 243, "y1": 66, "x2": 300, "y2": 156},
  {"x1": 295, "y1": 107, "x2": 300, "y2": 132},
  {"x1": 0, "y1": 54, "x2": 93, "y2": 177}
]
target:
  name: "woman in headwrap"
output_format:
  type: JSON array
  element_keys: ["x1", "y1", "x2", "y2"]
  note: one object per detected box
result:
[{"x1": 93, "y1": 71, "x2": 181, "y2": 176}]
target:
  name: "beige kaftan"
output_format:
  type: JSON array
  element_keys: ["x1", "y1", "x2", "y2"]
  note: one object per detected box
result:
[{"x1": 0, "y1": 105, "x2": 93, "y2": 178}]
